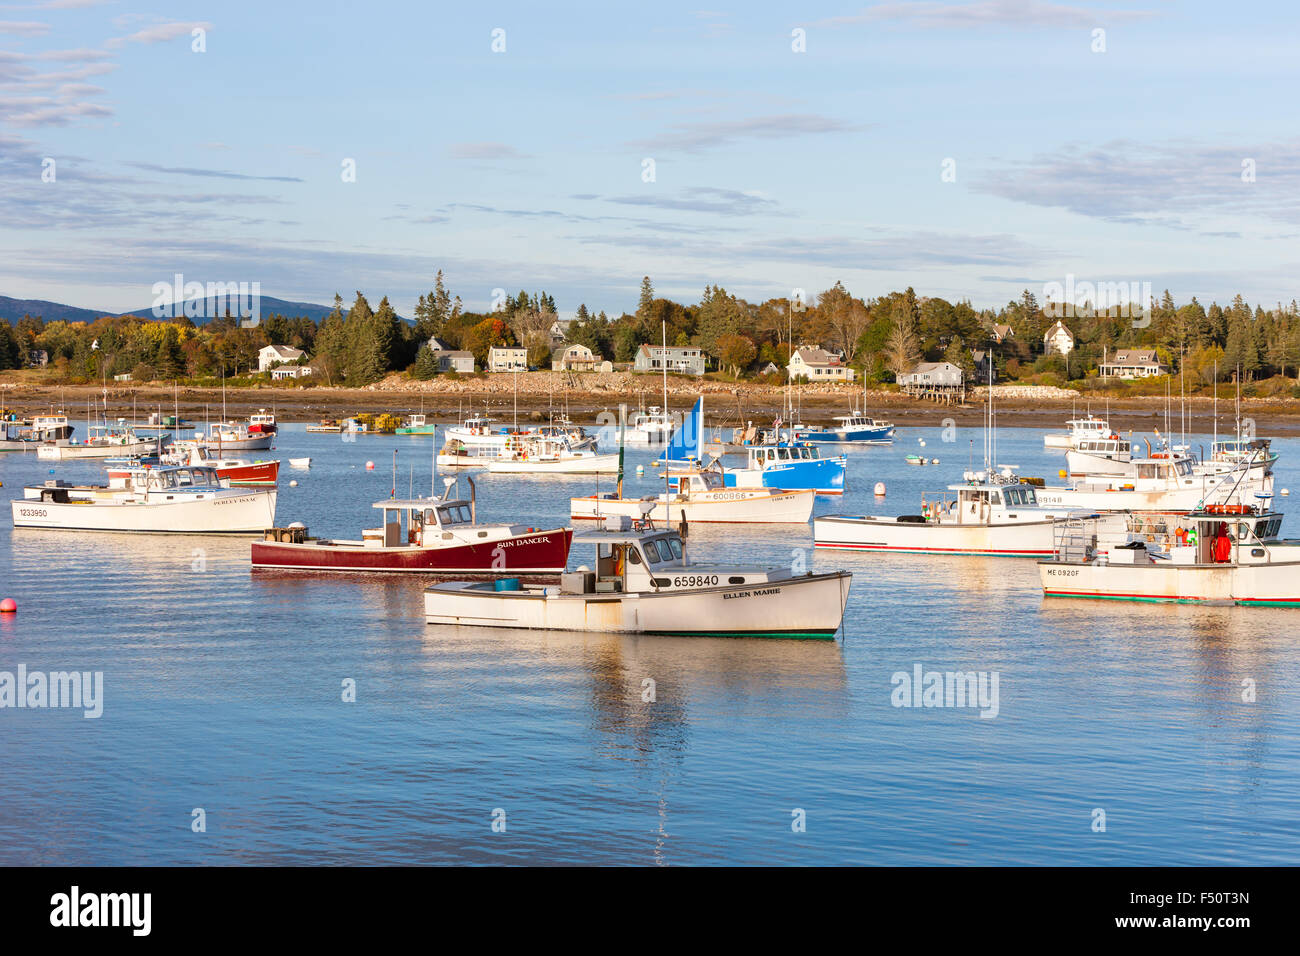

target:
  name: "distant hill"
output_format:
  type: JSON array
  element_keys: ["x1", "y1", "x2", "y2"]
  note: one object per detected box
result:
[
  {"x1": 2, "y1": 294, "x2": 409, "y2": 325},
  {"x1": 0, "y1": 296, "x2": 105, "y2": 324}
]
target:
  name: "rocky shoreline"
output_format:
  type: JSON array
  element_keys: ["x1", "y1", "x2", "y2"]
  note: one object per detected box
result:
[{"x1": 4, "y1": 374, "x2": 1299, "y2": 434}]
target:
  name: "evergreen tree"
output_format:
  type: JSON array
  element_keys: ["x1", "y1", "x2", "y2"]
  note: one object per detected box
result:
[{"x1": 637, "y1": 276, "x2": 654, "y2": 319}]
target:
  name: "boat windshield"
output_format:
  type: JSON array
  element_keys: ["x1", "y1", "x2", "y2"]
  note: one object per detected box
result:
[
  {"x1": 1002, "y1": 485, "x2": 1038, "y2": 507},
  {"x1": 435, "y1": 504, "x2": 473, "y2": 525}
]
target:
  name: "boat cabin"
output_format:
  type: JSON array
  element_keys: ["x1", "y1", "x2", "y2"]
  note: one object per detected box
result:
[
  {"x1": 1075, "y1": 437, "x2": 1130, "y2": 458},
  {"x1": 919, "y1": 479, "x2": 1042, "y2": 524},
  {"x1": 1066, "y1": 416, "x2": 1112, "y2": 440},
  {"x1": 831, "y1": 414, "x2": 890, "y2": 429},
  {"x1": 1211, "y1": 438, "x2": 1273, "y2": 464},
  {"x1": 362, "y1": 495, "x2": 480, "y2": 548},
  {"x1": 1056, "y1": 507, "x2": 1287, "y2": 567},
  {"x1": 745, "y1": 442, "x2": 823, "y2": 468},
  {"x1": 1130, "y1": 457, "x2": 1194, "y2": 482}
]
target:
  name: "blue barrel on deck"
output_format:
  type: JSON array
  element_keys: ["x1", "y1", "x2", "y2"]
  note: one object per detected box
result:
[{"x1": 494, "y1": 578, "x2": 521, "y2": 592}]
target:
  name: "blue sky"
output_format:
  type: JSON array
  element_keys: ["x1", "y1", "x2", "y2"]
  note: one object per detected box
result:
[{"x1": 2, "y1": 0, "x2": 1298, "y2": 318}]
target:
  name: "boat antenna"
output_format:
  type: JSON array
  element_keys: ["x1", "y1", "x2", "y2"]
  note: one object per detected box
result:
[
  {"x1": 662, "y1": 318, "x2": 670, "y2": 529},
  {"x1": 431, "y1": 424, "x2": 437, "y2": 498},
  {"x1": 391, "y1": 448, "x2": 397, "y2": 499},
  {"x1": 617, "y1": 402, "x2": 626, "y2": 499}
]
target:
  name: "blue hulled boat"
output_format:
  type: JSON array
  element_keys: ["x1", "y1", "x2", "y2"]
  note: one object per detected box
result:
[
  {"x1": 721, "y1": 442, "x2": 847, "y2": 495},
  {"x1": 793, "y1": 412, "x2": 894, "y2": 445}
]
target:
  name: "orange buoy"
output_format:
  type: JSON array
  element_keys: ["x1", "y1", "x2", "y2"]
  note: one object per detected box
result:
[{"x1": 0, "y1": 598, "x2": 16, "y2": 613}]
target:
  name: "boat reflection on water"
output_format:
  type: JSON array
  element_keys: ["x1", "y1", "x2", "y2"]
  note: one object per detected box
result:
[
  {"x1": 9, "y1": 528, "x2": 251, "y2": 573},
  {"x1": 424, "y1": 624, "x2": 849, "y2": 737}
]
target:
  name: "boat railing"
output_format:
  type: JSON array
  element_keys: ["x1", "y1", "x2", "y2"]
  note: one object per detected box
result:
[{"x1": 1052, "y1": 513, "x2": 1102, "y2": 562}]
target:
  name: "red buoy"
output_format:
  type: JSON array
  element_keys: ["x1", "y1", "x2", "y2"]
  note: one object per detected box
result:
[{"x1": 0, "y1": 598, "x2": 16, "y2": 613}]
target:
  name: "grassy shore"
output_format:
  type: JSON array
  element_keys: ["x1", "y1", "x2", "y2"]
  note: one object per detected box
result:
[{"x1": 4, "y1": 373, "x2": 1299, "y2": 435}]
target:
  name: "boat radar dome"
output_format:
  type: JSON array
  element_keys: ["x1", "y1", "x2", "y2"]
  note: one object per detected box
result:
[
  {"x1": 638, "y1": 499, "x2": 656, "y2": 515},
  {"x1": 289, "y1": 521, "x2": 306, "y2": 529}
]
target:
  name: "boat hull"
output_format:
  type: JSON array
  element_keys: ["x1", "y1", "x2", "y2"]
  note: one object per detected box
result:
[
  {"x1": 11, "y1": 489, "x2": 276, "y2": 533},
  {"x1": 425, "y1": 571, "x2": 851, "y2": 637},
  {"x1": 793, "y1": 426, "x2": 894, "y2": 444},
  {"x1": 1040, "y1": 559, "x2": 1300, "y2": 606},
  {"x1": 814, "y1": 514, "x2": 1060, "y2": 556},
  {"x1": 37, "y1": 438, "x2": 164, "y2": 460},
  {"x1": 1036, "y1": 476, "x2": 1272, "y2": 512},
  {"x1": 251, "y1": 528, "x2": 572, "y2": 574},
  {"x1": 209, "y1": 434, "x2": 274, "y2": 451},
  {"x1": 106, "y1": 458, "x2": 280, "y2": 486},
  {"x1": 486, "y1": 453, "x2": 621, "y2": 475},
  {"x1": 723, "y1": 456, "x2": 846, "y2": 495},
  {"x1": 571, "y1": 489, "x2": 814, "y2": 524}
]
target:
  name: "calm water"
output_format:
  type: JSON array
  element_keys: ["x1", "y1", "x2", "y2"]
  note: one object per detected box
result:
[{"x1": 2, "y1": 418, "x2": 1298, "y2": 865}]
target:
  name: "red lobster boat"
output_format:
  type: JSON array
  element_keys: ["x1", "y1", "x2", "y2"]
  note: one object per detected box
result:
[
  {"x1": 106, "y1": 441, "x2": 280, "y2": 487},
  {"x1": 251, "y1": 477, "x2": 571, "y2": 577}
]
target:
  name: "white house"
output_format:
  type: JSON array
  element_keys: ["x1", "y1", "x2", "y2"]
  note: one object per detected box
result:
[
  {"x1": 552, "y1": 343, "x2": 600, "y2": 372},
  {"x1": 548, "y1": 319, "x2": 574, "y2": 347},
  {"x1": 1043, "y1": 321, "x2": 1074, "y2": 357},
  {"x1": 438, "y1": 351, "x2": 475, "y2": 373},
  {"x1": 1099, "y1": 348, "x2": 1166, "y2": 379},
  {"x1": 271, "y1": 365, "x2": 313, "y2": 380},
  {"x1": 632, "y1": 344, "x2": 706, "y2": 376},
  {"x1": 898, "y1": 361, "x2": 964, "y2": 388},
  {"x1": 488, "y1": 346, "x2": 527, "y2": 372},
  {"x1": 258, "y1": 344, "x2": 305, "y2": 372},
  {"x1": 787, "y1": 347, "x2": 855, "y2": 382}
]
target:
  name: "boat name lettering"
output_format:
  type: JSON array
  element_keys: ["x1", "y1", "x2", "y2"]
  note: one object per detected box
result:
[{"x1": 723, "y1": 586, "x2": 782, "y2": 600}]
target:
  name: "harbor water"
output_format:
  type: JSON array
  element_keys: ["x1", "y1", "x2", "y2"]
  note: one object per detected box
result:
[{"x1": 2, "y1": 423, "x2": 1298, "y2": 865}]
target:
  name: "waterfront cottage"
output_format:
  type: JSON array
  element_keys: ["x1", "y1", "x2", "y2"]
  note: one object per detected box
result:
[
  {"x1": 788, "y1": 347, "x2": 855, "y2": 382},
  {"x1": 488, "y1": 346, "x2": 528, "y2": 372},
  {"x1": 1099, "y1": 348, "x2": 1166, "y2": 379},
  {"x1": 633, "y1": 344, "x2": 706, "y2": 376},
  {"x1": 258, "y1": 344, "x2": 305, "y2": 372},
  {"x1": 552, "y1": 344, "x2": 600, "y2": 372},
  {"x1": 1043, "y1": 321, "x2": 1075, "y2": 357}
]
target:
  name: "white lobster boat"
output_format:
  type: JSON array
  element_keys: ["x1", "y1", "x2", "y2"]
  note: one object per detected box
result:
[
  {"x1": 1040, "y1": 505, "x2": 1300, "y2": 606},
  {"x1": 424, "y1": 515, "x2": 852, "y2": 638},
  {"x1": 1065, "y1": 436, "x2": 1133, "y2": 476},
  {"x1": 486, "y1": 436, "x2": 620, "y2": 474},
  {"x1": 814, "y1": 472, "x2": 1095, "y2": 557},
  {"x1": 11, "y1": 465, "x2": 276, "y2": 533},
  {"x1": 36, "y1": 423, "x2": 164, "y2": 460},
  {"x1": 1036, "y1": 454, "x2": 1271, "y2": 512},
  {"x1": 1044, "y1": 415, "x2": 1112, "y2": 449},
  {"x1": 572, "y1": 469, "x2": 814, "y2": 524},
  {"x1": 444, "y1": 416, "x2": 525, "y2": 453}
]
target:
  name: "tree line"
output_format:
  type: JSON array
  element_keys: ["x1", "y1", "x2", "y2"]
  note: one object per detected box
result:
[{"x1": 4, "y1": 275, "x2": 1300, "y2": 389}]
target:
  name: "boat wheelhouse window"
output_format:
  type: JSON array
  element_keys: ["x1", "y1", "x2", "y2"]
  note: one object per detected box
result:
[
  {"x1": 666, "y1": 537, "x2": 683, "y2": 559},
  {"x1": 778, "y1": 448, "x2": 791, "y2": 460},
  {"x1": 643, "y1": 542, "x2": 662, "y2": 564},
  {"x1": 1175, "y1": 460, "x2": 1191, "y2": 476},
  {"x1": 437, "y1": 504, "x2": 472, "y2": 525}
]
